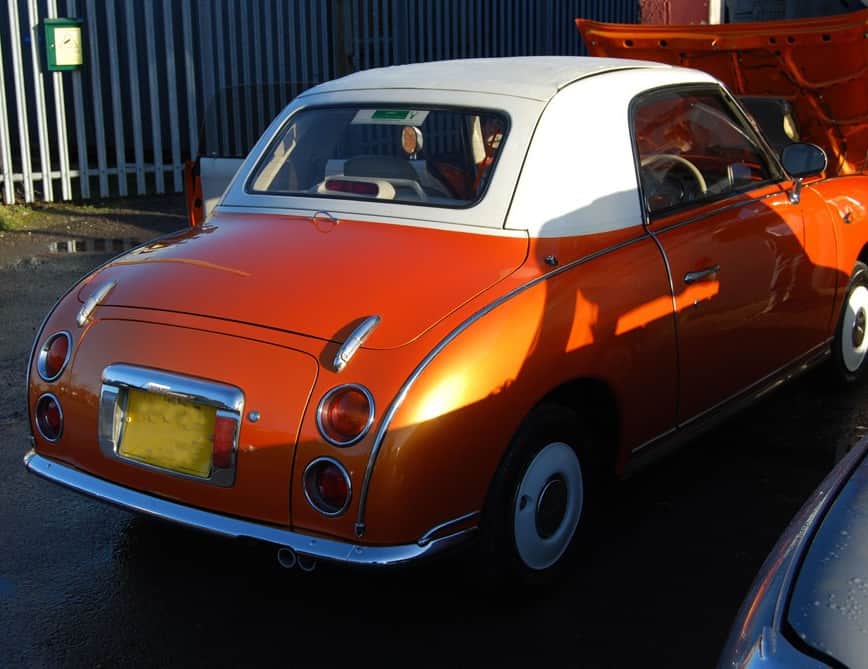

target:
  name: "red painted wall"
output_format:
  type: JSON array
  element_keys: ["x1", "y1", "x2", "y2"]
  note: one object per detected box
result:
[{"x1": 640, "y1": 0, "x2": 710, "y2": 24}]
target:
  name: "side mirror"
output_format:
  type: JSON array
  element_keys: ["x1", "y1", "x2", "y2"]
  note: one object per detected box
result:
[{"x1": 781, "y1": 143, "x2": 827, "y2": 178}]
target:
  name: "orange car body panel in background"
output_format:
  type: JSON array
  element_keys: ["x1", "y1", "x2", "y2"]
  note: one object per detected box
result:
[{"x1": 577, "y1": 9, "x2": 868, "y2": 176}]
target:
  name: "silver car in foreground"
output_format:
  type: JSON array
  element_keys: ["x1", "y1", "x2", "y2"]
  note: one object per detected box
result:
[{"x1": 719, "y1": 434, "x2": 868, "y2": 668}]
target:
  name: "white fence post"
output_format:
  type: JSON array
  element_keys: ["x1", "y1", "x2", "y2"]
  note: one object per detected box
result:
[
  {"x1": 0, "y1": 25, "x2": 16, "y2": 205},
  {"x1": 26, "y1": 0, "x2": 54, "y2": 201}
]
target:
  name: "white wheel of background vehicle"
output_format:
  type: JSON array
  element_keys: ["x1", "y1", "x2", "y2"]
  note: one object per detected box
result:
[
  {"x1": 513, "y1": 441, "x2": 584, "y2": 571},
  {"x1": 841, "y1": 284, "x2": 868, "y2": 373}
]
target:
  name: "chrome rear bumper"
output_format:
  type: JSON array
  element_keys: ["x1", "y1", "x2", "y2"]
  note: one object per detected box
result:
[{"x1": 23, "y1": 450, "x2": 475, "y2": 566}]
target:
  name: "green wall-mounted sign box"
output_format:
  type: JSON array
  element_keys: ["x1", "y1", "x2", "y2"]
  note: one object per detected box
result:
[{"x1": 44, "y1": 18, "x2": 84, "y2": 71}]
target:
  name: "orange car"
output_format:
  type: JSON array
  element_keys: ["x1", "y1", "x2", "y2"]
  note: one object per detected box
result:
[{"x1": 24, "y1": 55, "x2": 868, "y2": 579}]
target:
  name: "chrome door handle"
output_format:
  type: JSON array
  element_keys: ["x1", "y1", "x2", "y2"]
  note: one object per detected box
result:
[{"x1": 684, "y1": 264, "x2": 720, "y2": 284}]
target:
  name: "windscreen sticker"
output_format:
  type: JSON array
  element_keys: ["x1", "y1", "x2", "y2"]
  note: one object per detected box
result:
[{"x1": 351, "y1": 109, "x2": 429, "y2": 126}]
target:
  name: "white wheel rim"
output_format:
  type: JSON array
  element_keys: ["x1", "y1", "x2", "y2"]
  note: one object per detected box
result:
[
  {"x1": 513, "y1": 441, "x2": 583, "y2": 571},
  {"x1": 842, "y1": 285, "x2": 868, "y2": 373}
]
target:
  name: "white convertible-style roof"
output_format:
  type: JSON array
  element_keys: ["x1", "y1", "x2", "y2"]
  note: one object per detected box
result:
[
  {"x1": 302, "y1": 56, "x2": 671, "y2": 102},
  {"x1": 221, "y1": 57, "x2": 720, "y2": 237}
]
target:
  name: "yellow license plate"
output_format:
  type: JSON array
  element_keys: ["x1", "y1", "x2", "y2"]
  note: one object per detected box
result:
[{"x1": 118, "y1": 388, "x2": 216, "y2": 478}]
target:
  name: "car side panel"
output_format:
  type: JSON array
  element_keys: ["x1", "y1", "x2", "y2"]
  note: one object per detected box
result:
[
  {"x1": 651, "y1": 184, "x2": 839, "y2": 422},
  {"x1": 360, "y1": 233, "x2": 678, "y2": 545}
]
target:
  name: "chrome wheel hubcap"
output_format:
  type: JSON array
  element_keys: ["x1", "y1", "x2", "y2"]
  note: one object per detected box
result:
[
  {"x1": 843, "y1": 285, "x2": 868, "y2": 372},
  {"x1": 513, "y1": 442, "x2": 583, "y2": 571}
]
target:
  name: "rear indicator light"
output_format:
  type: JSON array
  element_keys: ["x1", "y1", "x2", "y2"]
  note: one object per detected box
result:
[
  {"x1": 316, "y1": 384, "x2": 374, "y2": 446},
  {"x1": 37, "y1": 332, "x2": 72, "y2": 381},
  {"x1": 324, "y1": 179, "x2": 379, "y2": 196},
  {"x1": 303, "y1": 458, "x2": 351, "y2": 516},
  {"x1": 212, "y1": 414, "x2": 238, "y2": 469},
  {"x1": 35, "y1": 393, "x2": 63, "y2": 442}
]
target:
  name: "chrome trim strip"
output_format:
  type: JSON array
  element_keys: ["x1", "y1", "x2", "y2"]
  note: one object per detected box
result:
[
  {"x1": 679, "y1": 339, "x2": 831, "y2": 434},
  {"x1": 333, "y1": 315, "x2": 380, "y2": 373},
  {"x1": 302, "y1": 456, "x2": 352, "y2": 517},
  {"x1": 646, "y1": 228, "x2": 682, "y2": 420},
  {"x1": 316, "y1": 384, "x2": 375, "y2": 447},
  {"x1": 354, "y1": 232, "x2": 650, "y2": 536},
  {"x1": 652, "y1": 189, "x2": 785, "y2": 236},
  {"x1": 626, "y1": 340, "x2": 831, "y2": 469},
  {"x1": 417, "y1": 510, "x2": 480, "y2": 547},
  {"x1": 76, "y1": 280, "x2": 117, "y2": 327},
  {"x1": 36, "y1": 331, "x2": 73, "y2": 382},
  {"x1": 102, "y1": 364, "x2": 244, "y2": 412},
  {"x1": 23, "y1": 452, "x2": 475, "y2": 567},
  {"x1": 98, "y1": 364, "x2": 244, "y2": 488},
  {"x1": 35, "y1": 393, "x2": 63, "y2": 443}
]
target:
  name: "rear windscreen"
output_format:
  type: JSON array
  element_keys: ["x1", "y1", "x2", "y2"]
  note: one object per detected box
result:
[{"x1": 248, "y1": 106, "x2": 507, "y2": 207}]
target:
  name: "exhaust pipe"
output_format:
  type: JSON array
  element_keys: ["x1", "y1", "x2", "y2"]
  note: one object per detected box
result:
[
  {"x1": 297, "y1": 555, "x2": 318, "y2": 572},
  {"x1": 276, "y1": 547, "x2": 297, "y2": 569}
]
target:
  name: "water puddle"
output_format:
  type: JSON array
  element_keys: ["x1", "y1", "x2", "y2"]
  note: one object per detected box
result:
[{"x1": 47, "y1": 237, "x2": 139, "y2": 255}]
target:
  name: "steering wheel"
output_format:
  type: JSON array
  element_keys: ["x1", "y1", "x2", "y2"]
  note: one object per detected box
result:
[{"x1": 640, "y1": 153, "x2": 708, "y2": 194}]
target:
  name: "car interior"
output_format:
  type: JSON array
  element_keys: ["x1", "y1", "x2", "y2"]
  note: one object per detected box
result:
[
  {"x1": 635, "y1": 90, "x2": 777, "y2": 214},
  {"x1": 250, "y1": 107, "x2": 507, "y2": 207}
]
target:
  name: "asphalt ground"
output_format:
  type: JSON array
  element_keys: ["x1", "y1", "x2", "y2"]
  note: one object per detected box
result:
[{"x1": 1, "y1": 196, "x2": 866, "y2": 668}]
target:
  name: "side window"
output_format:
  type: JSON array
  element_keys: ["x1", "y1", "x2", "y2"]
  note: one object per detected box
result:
[{"x1": 633, "y1": 88, "x2": 778, "y2": 215}]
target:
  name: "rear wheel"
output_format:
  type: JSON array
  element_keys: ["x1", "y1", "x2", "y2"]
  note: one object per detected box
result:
[
  {"x1": 832, "y1": 261, "x2": 868, "y2": 384},
  {"x1": 481, "y1": 404, "x2": 595, "y2": 582}
]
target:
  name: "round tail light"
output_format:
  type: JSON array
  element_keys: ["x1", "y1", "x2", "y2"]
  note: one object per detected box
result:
[
  {"x1": 316, "y1": 384, "x2": 374, "y2": 446},
  {"x1": 303, "y1": 458, "x2": 351, "y2": 516},
  {"x1": 35, "y1": 393, "x2": 63, "y2": 442},
  {"x1": 37, "y1": 331, "x2": 72, "y2": 381}
]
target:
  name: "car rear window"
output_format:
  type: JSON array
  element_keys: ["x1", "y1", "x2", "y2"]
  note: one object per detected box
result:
[{"x1": 248, "y1": 106, "x2": 507, "y2": 207}]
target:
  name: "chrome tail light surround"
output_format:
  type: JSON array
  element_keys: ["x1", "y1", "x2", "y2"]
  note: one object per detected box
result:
[
  {"x1": 98, "y1": 363, "x2": 244, "y2": 487},
  {"x1": 316, "y1": 384, "x2": 375, "y2": 447},
  {"x1": 36, "y1": 331, "x2": 73, "y2": 382},
  {"x1": 303, "y1": 457, "x2": 352, "y2": 517},
  {"x1": 35, "y1": 393, "x2": 63, "y2": 442}
]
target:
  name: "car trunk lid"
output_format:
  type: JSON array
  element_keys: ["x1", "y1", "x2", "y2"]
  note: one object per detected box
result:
[
  {"x1": 44, "y1": 317, "x2": 319, "y2": 526},
  {"x1": 77, "y1": 212, "x2": 528, "y2": 350}
]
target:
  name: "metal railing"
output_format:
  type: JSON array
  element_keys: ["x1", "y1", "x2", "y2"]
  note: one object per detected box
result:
[{"x1": 0, "y1": 0, "x2": 637, "y2": 205}]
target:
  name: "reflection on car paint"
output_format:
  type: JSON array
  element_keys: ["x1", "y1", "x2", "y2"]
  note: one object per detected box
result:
[{"x1": 47, "y1": 238, "x2": 138, "y2": 255}]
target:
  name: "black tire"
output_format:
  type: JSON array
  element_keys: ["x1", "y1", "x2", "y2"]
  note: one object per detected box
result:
[
  {"x1": 831, "y1": 261, "x2": 868, "y2": 384},
  {"x1": 479, "y1": 403, "x2": 596, "y2": 583}
]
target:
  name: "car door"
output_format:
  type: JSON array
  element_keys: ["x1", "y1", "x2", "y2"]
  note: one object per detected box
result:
[{"x1": 632, "y1": 85, "x2": 837, "y2": 423}]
